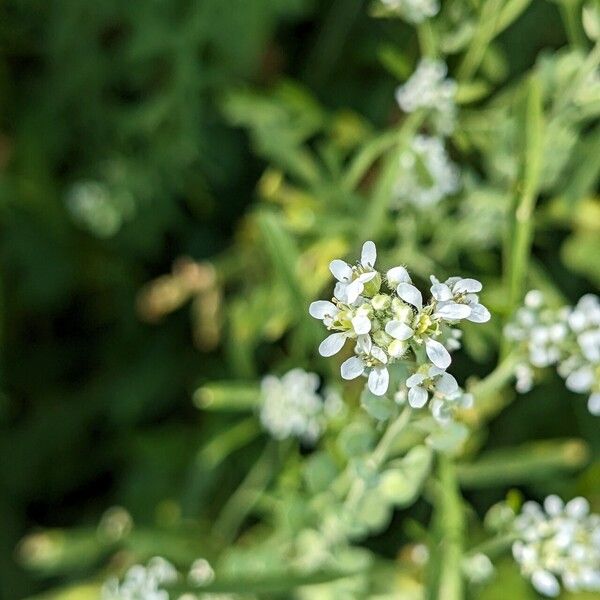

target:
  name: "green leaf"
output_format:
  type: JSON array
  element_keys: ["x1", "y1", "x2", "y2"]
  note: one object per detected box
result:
[{"x1": 193, "y1": 381, "x2": 260, "y2": 411}]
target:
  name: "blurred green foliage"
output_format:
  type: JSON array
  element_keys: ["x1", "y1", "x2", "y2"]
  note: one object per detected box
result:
[{"x1": 0, "y1": 0, "x2": 599, "y2": 599}]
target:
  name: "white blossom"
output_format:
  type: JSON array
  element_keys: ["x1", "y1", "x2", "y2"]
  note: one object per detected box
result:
[
  {"x1": 259, "y1": 369, "x2": 333, "y2": 443},
  {"x1": 506, "y1": 291, "x2": 600, "y2": 414},
  {"x1": 395, "y1": 135, "x2": 460, "y2": 209},
  {"x1": 379, "y1": 0, "x2": 440, "y2": 23},
  {"x1": 395, "y1": 59, "x2": 457, "y2": 135},
  {"x1": 403, "y1": 364, "x2": 473, "y2": 422},
  {"x1": 101, "y1": 557, "x2": 178, "y2": 600},
  {"x1": 512, "y1": 496, "x2": 600, "y2": 597},
  {"x1": 310, "y1": 241, "x2": 490, "y2": 397}
]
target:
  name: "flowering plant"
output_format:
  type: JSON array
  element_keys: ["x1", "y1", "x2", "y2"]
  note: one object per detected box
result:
[{"x1": 13, "y1": 1, "x2": 600, "y2": 599}]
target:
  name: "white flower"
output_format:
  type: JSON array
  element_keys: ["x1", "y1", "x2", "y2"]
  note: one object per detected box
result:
[
  {"x1": 101, "y1": 557, "x2": 178, "y2": 600},
  {"x1": 512, "y1": 495, "x2": 600, "y2": 597},
  {"x1": 330, "y1": 241, "x2": 378, "y2": 304},
  {"x1": 259, "y1": 369, "x2": 329, "y2": 443},
  {"x1": 406, "y1": 365, "x2": 458, "y2": 408},
  {"x1": 379, "y1": 0, "x2": 439, "y2": 23},
  {"x1": 506, "y1": 291, "x2": 600, "y2": 415},
  {"x1": 310, "y1": 241, "x2": 489, "y2": 401},
  {"x1": 430, "y1": 276, "x2": 490, "y2": 323},
  {"x1": 341, "y1": 335, "x2": 390, "y2": 396},
  {"x1": 403, "y1": 364, "x2": 472, "y2": 422},
  {"x1": 395, "y1": 135, "x2": 460, "y2": 209},
  {"x1": 395, "y1": 59, "x2": 457, "y2": 135}
]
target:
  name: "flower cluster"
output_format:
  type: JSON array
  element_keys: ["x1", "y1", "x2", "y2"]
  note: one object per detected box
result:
[
  {"x1": 512, "y1": 495, "x2": 600, "y2": 597},
  {"x1": 394, "y1": 134, "x2": 460, "y2": 209},
  {"x1": 378, "y1": 0, "x2": 440, "y2": 23},
  {"x1": 101, "y1": 557, "x2": 178, "y2": 600},
  {"x1": 395, "y1": 59, "x2": 457, "y2": 135},
  {"x1": 309, "y1": 241, "x2": 489, "y2": 398},
  {"x1": 395, "y1": 364, "x2": 474, "y2": 423},
  {"x1": 259, "y1": 369, "x2": 342, "y2": 443},
  {"x1": 505, "y1": 291, "x2": 600, "y2": 415}
]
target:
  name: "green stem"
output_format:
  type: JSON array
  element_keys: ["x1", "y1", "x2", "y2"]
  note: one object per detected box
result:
[
  {"x1": 465, "y1": 352, "x2": 521, "y2": 424},
  {"x1": 467, "y1": 533, "x2": 518, "y2": 560},
  {"x1": 363, "y1": 112, "x2": 424, "y2": 241},
  {"x1": 417, "y1": 21, "x2": 437, "y2": 57},
  {"x1": 435, "y1": 457, "x2": 465, "y2": 600},
  {"x1": 560, "y1": 0, "x2": 587, "y2": 49},
  {"x1": 212, "y1": 440, "x2": 282, "y2": 544},
  {"x1": 343, "y1": 406, "x2": 412, "y2": 512}
]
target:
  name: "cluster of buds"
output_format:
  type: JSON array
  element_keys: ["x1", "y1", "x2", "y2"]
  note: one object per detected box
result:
[
  {"x1": 505, "y1": 291, "x2": 600, "y2": 415},
  {"x1": 378, "y1": 0, "x2": 440, "y2": 24},
  {"x1": 259, "y1": 369, "x2": 342, "y2": 444},
  {"x1": 309, "y1": 241, "x2": 489, "y2": 402},
  {"x1": 512, "y1": 496, "x2": 600, "y2": 597},
  {"x1": 395, "y1": 58, "x2": 457, "y2": 135},
  {"x1": 395, "y1": 134, "x2": 460, "y2": 209}
]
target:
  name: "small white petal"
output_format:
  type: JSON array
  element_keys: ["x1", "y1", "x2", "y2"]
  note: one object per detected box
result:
[
  {"x1": 408, "y1": 386, "x2": 428, "y2": 408},
  {"x1": 406, "y1": 373, "x2": 426, "y2": 387},
  {"x1": 356, "y1": 333, "x2": 372, "y2": 354},
  {"x1": 425, "y1": 338, "x2": 451, "y2": 369},
  {"x1": 430, "y1": 283, "x2": 453, "y2": 301},
  {"x1": 435, "y1": 372, "x2": 458, "y2": 395},
  {"x1": 368, "y1": 367, "x2": 389, "y2": 396},
  {"x1": 588, "y1": 392, "x2": 600, "y2": 416},
  {"x1": 361, "y1": 241, "x2": 377, "y2": 267},
  {"x1": 543, "y1": 495, "x2": 564, "y2": 516},
  {"x1": 318, "y1": 332, "x2": 347, "y2": 357},
  {"x1": 370, "y1": 345, "x2": 388, "y2": 364},
  {"x1": 346, "y1": 280, "x2": 364, "y2": 304},
  {"x1": 351, "y1": 314, "x2": 371, "y2": 335},
  {"x1": 565, "y1": 497, "x2": 589, "y2": 519},
  {"x1": 334, "y1": 281, "x2": 349, "y2": 302},
  {"x1": 435, "y1": 302, "x2": 471, "y2": 320},
  {"x1": 453, "y1": 278, "x2": 482, "y2": 294},
  {"x1": 330, "y1": 259, "x2": 352, "y2": 282},
  {"x1": 565, "y1": 367, "x2": 594, "y2": 393},
  {"x1": 531, "y1": 570, "x2": 560, "y2": 597},
  {"x1": 387, "y1": 266, "x2": 411, "y2": 286},
  {"x1": 309, "y1": 300, "x2": 338, "y2": 320},
  {"x1": 385, "y1": 320, "x2": 414, "y2": 341},
  {"x1": 397, "y1": 283, "x2": 423, "y2": 310},
  {"x1": 341, "y1": 356, "x2": 365, "y2": 380},
  {"x1": 468, "y1": 303, "x2": 491, "y2": 323},
  {"x1": 357, "y1": 271, "x2": 377, "y2": 283}
]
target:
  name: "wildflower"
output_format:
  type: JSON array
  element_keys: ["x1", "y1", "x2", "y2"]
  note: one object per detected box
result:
[
  {"x1": 395, "y1": 135, "x2": 460, "y2": 209},
  {"x1": 259, "y1": 369, "x2": 332, "y2": 443},
  {"x1": 310, "y1": 241, "x2": 490, "y2": 396},
  {"x1": 379, "y1": 0, "x2": 440, "y2": 24},
  {"x1": 401, "y1": 364, "x2": 473, "y2": 422},
  {"x1": 430, "y1": 276, "x2": 491, "y2": 323},
  {"x1": 506, "y1": 291, "x2": 600, "y2": 414},
  {"x1": 101, "y1": 557, "x2": 178, "y2": 600},
  {"x1": 395, "y1": 59, "x2": 457, "y2": 135},
  {"x1": 512, "y1": 495, "x2": 600, "y2": 597}
]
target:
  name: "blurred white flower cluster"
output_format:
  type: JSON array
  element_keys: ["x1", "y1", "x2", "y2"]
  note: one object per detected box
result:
[
  {"x1": 379, "y1": 0, "x2": 439, "y2": 23},
  {"x1": 512, "y1": 495, "x2": 600, "y2": 597},
  {"x1": 260, "y1": 369, "x2": 342, "y2": 443},
  {"x1": 101, "y1": 557, "x2": 178, "y2": 600},
  {"x1": 66, "y1": 180, "x2": 135, "y2": 238},
  {"x1": 395, "y1": 58, "x2": 457, "y2": 135},
  {"x1": 394, "y1": 134, "x2": 460, "y2": 209},
  {"x1": 309, "y1": 241, "x2": 489, "y2": 404},
  {"x1": 102, "y1": 556, "x2": 215, "y2": 600},
  {"x1": 505, "y1": 290, "x2": 600, "y2": 414}
]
